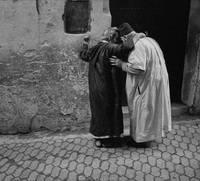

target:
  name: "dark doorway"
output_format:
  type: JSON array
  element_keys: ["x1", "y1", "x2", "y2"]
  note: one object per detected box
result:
[{"x1": 110, "y1": 0, "x2": 191, "y2": 104}]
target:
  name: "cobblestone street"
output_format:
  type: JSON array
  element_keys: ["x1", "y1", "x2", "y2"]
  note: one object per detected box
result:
[{"x1": 0, "y1": 118, "x2": 200, "y2": 181}]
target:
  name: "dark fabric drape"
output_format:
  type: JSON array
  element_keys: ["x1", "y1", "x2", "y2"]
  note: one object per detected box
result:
[{"x1": 80, "y1": 42, "x2": 129, "y2": 137}]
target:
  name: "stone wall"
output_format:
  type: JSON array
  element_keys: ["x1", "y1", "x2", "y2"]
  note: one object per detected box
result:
[
  {"x1": 182, "y1": 0, "x2": 200, "y2": 114},
  {"x1": 0, "y1": 0, "x2": 111, "y2": 134}
]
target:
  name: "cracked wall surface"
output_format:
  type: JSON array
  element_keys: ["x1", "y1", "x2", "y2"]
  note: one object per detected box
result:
[{"x1": 0, "y1": 0, "x2": 111, "y2": 134}]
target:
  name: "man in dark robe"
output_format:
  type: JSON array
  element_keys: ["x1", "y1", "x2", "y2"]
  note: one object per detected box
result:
[{"x1": 79, "y1": 27, "x2": 134, "y2": 147}]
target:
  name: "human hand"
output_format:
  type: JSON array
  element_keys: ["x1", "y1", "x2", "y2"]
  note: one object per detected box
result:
[
  {"x1": 109, "y1": 56, "x2": 123, "y2": 68},
  {"x1": 83, "y1": 33, "x2": 90, "y2": 43},
  {"x1": 82, "y1": 33, "x2": 90, "y2": 48}
]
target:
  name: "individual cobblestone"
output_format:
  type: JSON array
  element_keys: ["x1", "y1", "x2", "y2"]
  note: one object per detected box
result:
[
  {"x1": 4, "y1": 175, "x2": 13, "y2": 181},
  {"x1": 36, "y1": 163, "x2": 45, "y2": 172},
  {"x1": 8, "y1": 151, "x2": 19, "y2": 159},
  {"x1": 6, "y1": 165, "x2": 17, "y2": 175},
  {"x1": 52, "y1": 146, "x2": 61, "y2": 155},
  {"x1": 36, "y1": 150, "x2": 46, "y2": 160},
  {"x1": 84, "y1": 166, "x2": 93, "y2": 177},
  {"x1": 13, "y1": 153, "x2": 23, "y2": 163},
  {"x1": 13, "y1": 167, "x2": 24, "y2": 177},
  {"x1": 36, "y1": 174, "x2": 45, "y2": 181},
  {"x1": 0, "y1": 173, "x2": 6, "y2": 181},
  {"x1": 20, "y1": 169, "x2": 31, "y2": 179},
  {"x1": 3, "y1": 150, "x2": 12, "y2": 157},
  {"x1": 43, "y1": 165, "x2": 53, "y2": 175},
  {"x1": 0, "y1": 120, "x2": 199, "y2": 181},
  {"x1": 51, "y1": 166, "x2": 61, "y2": 178},
  {"x1": 28, "y1": 171, "x2": 39, "y2": 181},
  {"x1": 59, "y1": 169, "x2": 69, "y2": 180},
  {"x1": 29, "y1": 160, "x2": 39, "y2": 170},
  {"x1": 0, "y1": 163, "x2": 10, "y2": 172},
  {"x1": 92, "y1": 168, "x2": 101, "y2": 179},
  {"x1": 0, "y1": 158, "x2": 8, "y2": 167}
]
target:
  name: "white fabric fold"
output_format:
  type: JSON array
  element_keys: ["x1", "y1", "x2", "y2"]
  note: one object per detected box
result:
[{"x1": 125, "y1": 36, "x2": 171, "y2": 142}]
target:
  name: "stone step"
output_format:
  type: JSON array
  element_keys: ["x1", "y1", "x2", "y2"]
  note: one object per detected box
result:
[
  {"x1": 171, "y1": 103, "x2": 189, "y2": 116},
  {"x1": 122, "y1": 102, "x2": 188, "y2": 118}
]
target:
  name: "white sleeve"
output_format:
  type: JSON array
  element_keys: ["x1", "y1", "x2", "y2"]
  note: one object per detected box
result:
[
  {"x1": 122, "y1": 41, "x2": 146, "y2": 74},
  {"x1": 125, "y1": 41, "x2": 147, "y2": 74},
  {"x1": 122, "y1": 62, "x2": 144, "y2": 74}
]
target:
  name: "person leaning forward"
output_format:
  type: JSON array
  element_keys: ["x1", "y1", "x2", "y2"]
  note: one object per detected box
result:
[
  {"x1": 79, "y1": 27, "x2": 134, "y2": 148},
  {"x1": 110, "y1": 23, "x2": 172, "y2": 148}
]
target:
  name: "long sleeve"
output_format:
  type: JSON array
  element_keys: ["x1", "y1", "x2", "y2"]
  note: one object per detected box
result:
[
  {"x1": 122, "y1": 39, "x2": 147, "y2": 74},
  {"x1": 122, "y1": 62, "x2": 144, "y2": 74},
  {"x1": 108, "y1": 43, "x2": 133, "y2": 60}
]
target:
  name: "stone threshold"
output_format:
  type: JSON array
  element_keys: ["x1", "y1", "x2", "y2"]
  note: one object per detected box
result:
[{"x1": 122, "y1": 102, "x2": 189, "y2": 117}]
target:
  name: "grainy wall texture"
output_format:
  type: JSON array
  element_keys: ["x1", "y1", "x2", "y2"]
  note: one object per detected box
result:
[
  {"x1": 0, "y1": 0, "x2": 111, "y2": 134},
  {"x1": 182, "y1": 0, "x2": 200, "y2": 114}
]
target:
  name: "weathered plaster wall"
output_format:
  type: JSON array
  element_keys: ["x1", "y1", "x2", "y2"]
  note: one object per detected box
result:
[
  {"x1": 182, "y1": 0, "x2": 200, "y2": 114},
  {"x1": 0, "y1": 0, "x2": 111, "y2": 134}
]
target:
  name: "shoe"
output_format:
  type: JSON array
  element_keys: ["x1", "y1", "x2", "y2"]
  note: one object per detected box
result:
[
  {"x1": 111, "y1": 137, "x2": 122, "y2": 147},
  {"x1": 94, "y1": 138, "x2": 114, "y2": 148},
  {"x1": 131, "y1": 141, "x2": 150, "y2": 148},
  {"x1": 124, "y1": 136, "x2": 150, "y2": 148},
  {"x1": 94, "y1": 137, "x2": 122, "y2": 148}
]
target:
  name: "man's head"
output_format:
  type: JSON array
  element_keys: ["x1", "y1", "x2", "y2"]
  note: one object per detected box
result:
[
  {"x1": 101, "y1": 27, "x2": 122, "y2": 43},
  {"x1": 118, "y1": 23, "x2": 134, "y2": 37},
  {"x1": 118, "y1": 23, "x2": 136, "y2": 42}
]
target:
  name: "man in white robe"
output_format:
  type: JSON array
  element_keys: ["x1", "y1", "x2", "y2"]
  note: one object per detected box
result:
[{"x1": 110, "y1": 23, "x2": 171, "y2": 145}]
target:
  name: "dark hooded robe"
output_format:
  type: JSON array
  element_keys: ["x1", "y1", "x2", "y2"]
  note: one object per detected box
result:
[{"x1": 79, "y1": 41, "x2": 131, "y2": 137}]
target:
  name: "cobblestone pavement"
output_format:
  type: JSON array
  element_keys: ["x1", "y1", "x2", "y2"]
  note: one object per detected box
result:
[{"x1": 0, "y1": 119, "x2": 200, "y2": 181}]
